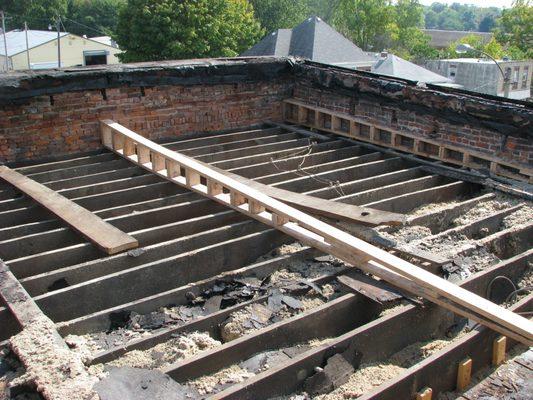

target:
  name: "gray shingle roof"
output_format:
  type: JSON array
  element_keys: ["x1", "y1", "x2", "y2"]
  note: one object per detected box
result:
[
  {"x1": 372, "y1": 54, "x2": 452, "y2": 84},
  {"x1": 241, "y1": 16, "x2": 374, "y2": 65},
  {"x1": 0, "y1": 30, "x2": 69, "y2": 57}
]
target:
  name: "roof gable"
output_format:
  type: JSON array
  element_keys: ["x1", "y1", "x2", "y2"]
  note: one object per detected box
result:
[
  {"x1": 373, "y1": 54, "x2": 451, "y2": 84},
  {"x1": 0, "y1": 30, "x2": 69, "y2": 57}
]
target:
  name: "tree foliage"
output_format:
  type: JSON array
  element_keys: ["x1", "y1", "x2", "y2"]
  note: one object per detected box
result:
[
  {"x1": 248, "y1": 0, "x2": 308, "y2": 32},
  {"x1": 114, "y1": 0, "x2": 263, "y2": 62},
  {"x1": 2, "y1": 0, "x2": 68, "y2": 30},
  {"x1": 423, "y1": 3, "x2": 502, "y2": 32},
  {"x1": 495, "y1": 0, "x2": 532, "y2": 58},
  {"x1": 439, "y1": 34, "x2": 507, "y2": 60},
  {"x1": 333, "y1": 0, "x2": 395, "y2": 51},
  {"x1": 64, "y1": 0, "x2": 125, "y2": 36}
]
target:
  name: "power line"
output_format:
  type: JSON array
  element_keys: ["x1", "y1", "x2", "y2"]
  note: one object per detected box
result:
[
  {"x1": 62, "y1": 17, "x2": 109, "y2": 37},
  {"x1": 1, "y1": 11, "x2": 110, "y2": 37}
]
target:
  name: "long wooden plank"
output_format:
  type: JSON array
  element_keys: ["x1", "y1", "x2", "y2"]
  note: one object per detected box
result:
[
  {"x1": 0, "y1": 166, "x2": 138, "y2": 255},
  {"x1": 211, "y1": 167, "x2": 405, "y2": 226},
  {"x1": 100, "y1": 120, "x2": 533, "y2": 345}
]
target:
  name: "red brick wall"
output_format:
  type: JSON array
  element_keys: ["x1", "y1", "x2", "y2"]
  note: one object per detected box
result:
[
  {"x1": 293, "y1": 83, "x2": 533, "y2": 168},
  {"x1": 0, "y1": 81, "x2": 291, "y2": 163}
]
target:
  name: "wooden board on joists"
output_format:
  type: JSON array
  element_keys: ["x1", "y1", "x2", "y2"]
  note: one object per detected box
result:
[
  {"x1": 100, "y1": 119, "x2": 533, "y2": 346},
  {"x1": 0, "y1": 166, "x2": 138, "y2": 255},
  {"x1": 212, "y1": 168, "x2": 405, "y2": 227}
]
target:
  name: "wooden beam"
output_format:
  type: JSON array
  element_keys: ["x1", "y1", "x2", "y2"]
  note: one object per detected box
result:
[
  {"x1": 456, "y1": 358, "x2": 472, "y2": 391},
  {"x1": 0, "y1": 166, "x2": 138, "y2": 255},
  {"x1": 212, "y1": 167, "x2": 405, "y2": 226},
  {"x1": 0, "y1": 259, "x2": 98, "y2": 400},
  {"x1": 100, "y1": 120, "x2": 533, "y2": 346},
  {"x1": 282, "y1": 99, "x2": 533, "y2": 184}
]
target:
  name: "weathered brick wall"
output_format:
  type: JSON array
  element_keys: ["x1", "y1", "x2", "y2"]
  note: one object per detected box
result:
[
  {"x1": 0, "y1": 81, "x2": 290, "y2": 163},
  {"x1": 293, "y1": 82, "x2": 533, "y2": 167}
]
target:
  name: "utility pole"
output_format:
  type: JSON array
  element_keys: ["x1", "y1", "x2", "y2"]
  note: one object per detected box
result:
[
  {"x1": 24, "y1": 21, "x2": 30, "y2": 69},
  {"x1": 56, "y1": 16, "x2": 61, "y2": 68},
  {"x1": 503, "y1": 67, "x2": 511, "y2": 99},
  {"x1": 1, "y1": 10, "x2": 8, "y2": 72}
]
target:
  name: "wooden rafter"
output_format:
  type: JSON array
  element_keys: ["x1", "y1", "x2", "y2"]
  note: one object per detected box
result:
[
  {"x1": 100, "y1": 120, "x2": 533, "y2": 346},
  {"x1": 0, "y1": 166, "x2": 138, "y2": 255}
]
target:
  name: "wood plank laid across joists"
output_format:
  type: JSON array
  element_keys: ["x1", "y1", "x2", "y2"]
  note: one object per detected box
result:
[
  {"x1": 100, "y1": 120, "x2": 533, "y2": 346},
  {"x1": 208, "y1": 167, "x2": 405, "y2": 226},
  {"x1": 0, "y1": 166, "x2": 138, "y2": 255},
  {"x1": 282, "y1": 99, "x2": 533, "y2": 184}
]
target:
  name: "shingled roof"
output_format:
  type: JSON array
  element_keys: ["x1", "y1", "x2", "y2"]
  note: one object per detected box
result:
[
  {"x1": 372, "y1": 54, "x2": 452, "y2": 84},
  {"x1": 241, "y1": 16, "x2": 374, "y2": 66}
]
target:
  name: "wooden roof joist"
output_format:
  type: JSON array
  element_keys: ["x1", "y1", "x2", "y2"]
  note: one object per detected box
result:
[
  {"x1": 100, "y1": 119, "x2": 533, "y2": 346},
  {"x1": 0, "y1": 166, "x2": 138, "y2": 255}
]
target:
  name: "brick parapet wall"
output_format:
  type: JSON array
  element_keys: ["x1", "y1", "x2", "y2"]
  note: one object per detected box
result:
[
  {"x1": 0, "y1": 80, "x2": 291, "y2": 163},
  {"x1": 292, "y1": 82, "x2": 533, "y2": 167},
  {"x1": 1, "y1": 58, "x2": 531, "y2": 168}
]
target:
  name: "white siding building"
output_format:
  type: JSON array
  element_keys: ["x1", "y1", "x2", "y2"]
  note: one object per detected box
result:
[{"x1": 0, "y1": 30, "x2": 121, "y2": 72}]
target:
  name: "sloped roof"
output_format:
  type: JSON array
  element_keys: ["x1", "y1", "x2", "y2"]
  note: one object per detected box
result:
[
  {"x1": 0, "y1": 30, "x2": 69, "y2": 57},
  {"x1": 241, "y1": 16, "x2": 374, "y2": 65},
  {"x1": 372, "y1": 54, "x2": 452, "y2": 84}
]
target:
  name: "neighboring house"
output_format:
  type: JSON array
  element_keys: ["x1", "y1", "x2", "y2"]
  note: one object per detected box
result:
[
  {"x1": 372, "y1": 53, "x2": 456, "y2": 86},
  {"x1": 425, "y1": 58, "x2": 532, "y2": 100},
  {"x1": 241, "y1": 16, "x2": 375, "y2": 71},
  {"x1": 422, "y1": 29, "x2": 493, "y2": 49},
  {"x1": 0, "y1": 30, "x2": 121, "y2": 71},
  {"x1": 90, "y1": 36, "x2": 119, "y2": 49}
]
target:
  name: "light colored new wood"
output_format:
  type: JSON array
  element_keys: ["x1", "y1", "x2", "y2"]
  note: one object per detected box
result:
[
  {"x1": 100, "y1": 120, "x2": 533, "y2": 346},
  {"x1": 456, "y1": 358, "x2": 472, "y2": 391},
  {"x1": 283, "y1": 99, "x2": 533, "y2": 183},
  {"x1": 0, "y1": 165, "x2": 138, "y2": 255},
  {"x1": 492, "y1": 336, "x2": 507, "y2": 366},
  {"x1": 416, "y1": 387, "x2": 433, "y2": 400}
]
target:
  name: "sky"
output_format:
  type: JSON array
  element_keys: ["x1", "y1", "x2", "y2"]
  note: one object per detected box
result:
[{"x1": 419, "y1": 0, "x2": 514, "y2": 7}]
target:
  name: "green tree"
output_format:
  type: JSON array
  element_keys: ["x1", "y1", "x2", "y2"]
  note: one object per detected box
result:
[
  {"x1": 460, "y1": 9, "x2": 477, "y2": 31},
  {"x1": 478, "y1": 14, "x2": 496, "y2": 32},
  {"x1": 333, "y1": 0, "x2": 395, "y2": 51},
  {"x1": 437, "y1": 8, "x2": 463, "y2": 30},
  {"x1": 65, "y1": 0, "x2": 125, "y2": 36},
  {"x1": 114, "y1": 0, "x2": 263, "y2": 62},
  {"x1": 248, "y1": 0, "x2": 308, "y2": 32},
  {"x1": 395, "y1": 27, "x2": 438, "y2": 61},
  {"x1": 495, "y1": 0, "x2": 532, "y2": 58},
  {"x1": 2, "y1": 0, "x2": 68, "y2": 30},
  {"x1": 482, "y1": 37, "x2": 504, "y2": 59},
  {"x1": 395, "y1": 0, "x2": 424, "y2": 30},
  {"x1": 439, "y1": 33, "x2": 504, "y2": 59}
]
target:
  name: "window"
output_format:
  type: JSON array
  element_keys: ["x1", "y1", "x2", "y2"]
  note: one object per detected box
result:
[
  {"x1": 449, "y1": 64, "x2": 457, "y2": 78},
  {"x1": 522, "y1": 66, "x2": 529, "y2": 89},
  {"x1": 83, "y1": 50, "x2": 108, "y2": 66},
  {"x1": 512, "y1": 66, "x2": 519, "y2": 90}
]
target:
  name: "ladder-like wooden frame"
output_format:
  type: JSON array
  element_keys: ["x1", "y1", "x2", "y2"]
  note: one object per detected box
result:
[
  {"x1": 100, "y1": 119, "x2": 533, "y2": 346},
  {"x1": 283, "y1": 99, "x2": 533, "y2": 184}
]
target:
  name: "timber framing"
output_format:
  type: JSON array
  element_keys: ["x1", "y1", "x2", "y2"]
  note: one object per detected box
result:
[
  {"x1": 0, "y1": 120, "x2": 530, "y2": 400},
  {"x1": 0, "y1": 166, "x2": 138, "y2": 255},
  {"x1": 100, "y1": 119, "x2": 532, "y2": 345},
  {"x1": 283, "y1": 99, "x2": 533, "y2": 183},
  {"x1": 0, "y1": 57, "x2": 531, "y2": 399}
]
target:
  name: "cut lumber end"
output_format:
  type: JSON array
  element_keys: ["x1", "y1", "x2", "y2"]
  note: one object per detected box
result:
[
  {"x1": 416, "y1": 387, "x2": 433, "y2": 400},
  {"x1": 492, "y1": 336, "x2": 507, "y2": 366},
  {"x1": 456, "y1": 358, "x2": 472, "y2": 391}
]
